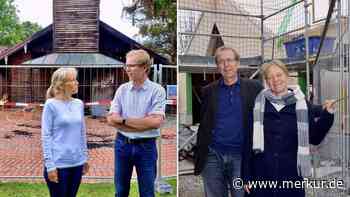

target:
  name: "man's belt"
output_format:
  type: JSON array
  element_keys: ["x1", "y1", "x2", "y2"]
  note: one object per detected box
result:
[{"x1": 118, "y1": 133, "x2": 156, "y2": 144}]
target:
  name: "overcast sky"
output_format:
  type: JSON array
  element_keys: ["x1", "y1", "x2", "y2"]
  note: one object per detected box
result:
[
  {"x1": 14, "y1": 0, "x2": 329, "y2": 38},
  {"x1": 14, "y1": 0, "x2": 139, "y2": 37}
]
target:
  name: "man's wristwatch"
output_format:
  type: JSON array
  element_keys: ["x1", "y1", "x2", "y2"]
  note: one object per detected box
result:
[{"x1": 122, "y1": 119, "x2": 126, "y2": 125}]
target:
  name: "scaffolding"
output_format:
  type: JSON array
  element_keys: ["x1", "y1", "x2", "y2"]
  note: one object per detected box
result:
[{"x1": 178, "y1": 0, "x2": 350, "y2": 196}]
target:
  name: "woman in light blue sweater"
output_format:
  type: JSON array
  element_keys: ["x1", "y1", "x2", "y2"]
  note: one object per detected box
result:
[{"x1": 41, "y1": 67, "x2": 89, "y2": 197}]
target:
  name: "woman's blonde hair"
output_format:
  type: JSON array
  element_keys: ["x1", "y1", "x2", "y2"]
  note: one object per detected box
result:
[
  {"x1": 46, "y1": 67, "x2": 78, "y2": 99},
  {"x1": 261, "y1": 59, "x2": 289, "y2": 80}
]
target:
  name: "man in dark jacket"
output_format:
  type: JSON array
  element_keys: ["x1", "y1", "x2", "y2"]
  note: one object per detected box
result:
[{"x1": 194, "y1": 46, "x2": 263, "y2": 197}]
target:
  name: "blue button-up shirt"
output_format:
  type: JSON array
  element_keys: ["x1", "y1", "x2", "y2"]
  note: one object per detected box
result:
[
  {"x1": 110, "y1": 79, "x2": 166, "y2": 139},
  {"x1": 210, "y1": 79, "x2": 243, "y2": 154}
]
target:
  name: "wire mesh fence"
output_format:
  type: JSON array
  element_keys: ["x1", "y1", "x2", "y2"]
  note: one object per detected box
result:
[{"x1": 0, "y1": 65, "x2": 177, "y2": 181}]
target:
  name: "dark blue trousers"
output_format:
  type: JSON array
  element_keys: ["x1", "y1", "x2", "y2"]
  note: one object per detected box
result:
[
  {"x1": 114, "y1": 134, "x2": 158, "y2": 197},
  {"x1": 44, "y1": 165, "x2": 83, "y2": 197},
  {"x1": 201, "y1": 148, "x2": 244, "y2": 197}
]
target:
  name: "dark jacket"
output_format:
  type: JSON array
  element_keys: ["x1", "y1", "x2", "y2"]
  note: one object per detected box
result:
[
  {"x1": 194, "y1": 78, "x2": 263, "y2": 176},
  {"x1": 249, "y1": 100, "x2": 334, "y2": 197}
]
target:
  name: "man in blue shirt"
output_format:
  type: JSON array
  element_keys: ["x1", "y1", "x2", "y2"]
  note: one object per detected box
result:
[
  {"x1": 107, "y1": 49, "x2": 166, "y2": 197},
  {"x1": 194, "y1": 46, "x2": 263, "y2": 197}
]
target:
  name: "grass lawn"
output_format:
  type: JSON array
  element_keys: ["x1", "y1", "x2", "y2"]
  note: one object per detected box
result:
[{"x1": 0, "y1": 178, "x2": 176, "y2": 197}]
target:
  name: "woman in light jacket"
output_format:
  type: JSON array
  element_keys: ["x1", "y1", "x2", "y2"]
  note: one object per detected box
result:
[{"x1": 41, "y1": 67, "x2": 89, "y2": 197}]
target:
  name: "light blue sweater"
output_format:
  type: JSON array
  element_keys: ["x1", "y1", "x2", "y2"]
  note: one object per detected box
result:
[{"x1": 41, "y1": 98, "x2": 88, "y2": 172}]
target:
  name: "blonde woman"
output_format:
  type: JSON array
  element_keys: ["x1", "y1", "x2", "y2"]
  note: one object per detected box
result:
[
  {"x1": 245, "y1": 60, "x2": 335, "y2": 197},
  {"x1": 41, "y1": 67, "x2": 89, "y2": 197}
]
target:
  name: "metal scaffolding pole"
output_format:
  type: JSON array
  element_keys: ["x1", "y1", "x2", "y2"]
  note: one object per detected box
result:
[
  {"x1": 304, "y1": 0, "x2": 311, "y2": 99},
  {"x1": 347, "y1": 0, "x2": 350, "y2": 195},
  {"x1": 337, "y1": 1, "x2": 347, "y2": 197},
  {"x1": 261, "y1": 0, "x2": 264, "y2": 64}
]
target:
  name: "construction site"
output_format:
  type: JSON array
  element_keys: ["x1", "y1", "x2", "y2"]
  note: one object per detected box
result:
[{"x1": 178, "y1": 0, "x2": 350, "y2": 196}]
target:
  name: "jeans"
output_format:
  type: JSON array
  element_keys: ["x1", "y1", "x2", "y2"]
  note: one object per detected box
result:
[
  {"x1": 201, "y1": 148, "x2": 244, "y2": 197},
  {"x1": 44, "y1": 165, "x2": 83, "y2": 197},
  {"x1": 114, "y1": 135, "x2": 158, "y2": 197}
]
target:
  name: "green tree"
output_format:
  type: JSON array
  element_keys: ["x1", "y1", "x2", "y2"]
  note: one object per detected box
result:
[
  {"x1": 20, "y1": 21, "x2": 41, "y2": 39},
  {"x1": 0, "y1": 0, "x2": 41, "y2": 46},
  {"x1": 123, "y1": 0, "x2": 177, "y2": 64},
  {"x1": 0, "y1": 0, "x2": 21, "y2": 45}
]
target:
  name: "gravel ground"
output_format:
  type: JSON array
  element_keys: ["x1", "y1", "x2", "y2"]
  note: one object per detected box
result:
[
  {"x1": 179, "y1": 174, "x2": 204, "y2": 197},
  {"x1": 178, "y1": 159, "x2": 204, "y2": 197}
]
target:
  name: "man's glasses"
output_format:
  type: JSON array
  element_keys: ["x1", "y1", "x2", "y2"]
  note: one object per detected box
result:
[
  {"x1": 123, "y1": 63, "x2": 146, "y2": 70},
  {"x1": 217, "y1": 58, "x2": 238, "y2": 66}
]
